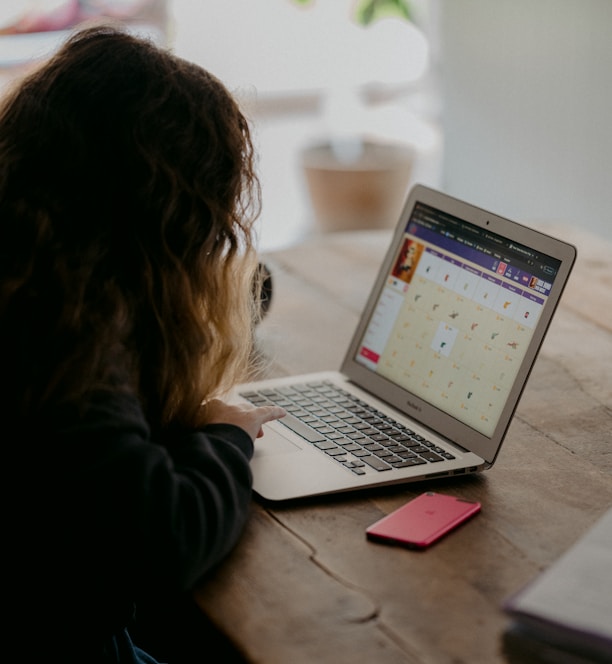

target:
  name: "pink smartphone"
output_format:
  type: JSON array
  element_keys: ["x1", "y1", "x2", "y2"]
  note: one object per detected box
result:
[{"x1": 366, "y1": 491, "x2": 481, "y2": 549}]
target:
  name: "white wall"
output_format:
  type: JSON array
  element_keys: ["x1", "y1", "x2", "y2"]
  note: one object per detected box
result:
[
  {"x1": 170, "y1": 0, "x2": 428, "y2": 95},
  {"x1": 170, "y1": 0, "x2": 438, "y2": 250},
  {"x1": 438, "y1": 0, "x2": 612, "y2": 239},
  {"x1": 171, "y1": 1, "x2": 612, "y2": 244},
  {"x1": 172, "y1": 0, "x2": 612, "y2": 242}
]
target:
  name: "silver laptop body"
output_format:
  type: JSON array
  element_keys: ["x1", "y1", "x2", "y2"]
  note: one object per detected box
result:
[{"x1": 234, "y1": 185, "x2": 577, "y2": 502}]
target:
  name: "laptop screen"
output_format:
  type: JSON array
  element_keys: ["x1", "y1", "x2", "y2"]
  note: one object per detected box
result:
[{"x1": 353, "y1": 201, "x2": 562, "y2": 437}]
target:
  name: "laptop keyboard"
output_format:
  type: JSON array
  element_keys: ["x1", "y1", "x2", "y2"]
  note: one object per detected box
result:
[{"x1": 240, "y1": 380, "x2": 456, "y2": 476}]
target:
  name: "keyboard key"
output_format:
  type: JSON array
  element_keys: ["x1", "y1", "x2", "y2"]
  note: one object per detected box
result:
[
  {"x1": 325, "y1": 448, "x2": 347, "y2": 457},
  {"x1": 314, "y1": 441, "x2": 339, "y2": 451},
  {"x1": 419, "y1": 451, "x2": 444, "y2": 462},
  {"x1": 392, "y1": 458, "x2": 427, "y2": 467},
  {"x1": 361, "y1": 455, "x2": 392, "y2": 471},
  {"x1": 278, "y1": 414, "x2": 326, "y2": 443}
]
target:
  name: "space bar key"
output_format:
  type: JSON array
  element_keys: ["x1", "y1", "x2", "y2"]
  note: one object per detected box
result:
[{"x1": 279, "y1": 414, "x2": 326, "y2": 443}]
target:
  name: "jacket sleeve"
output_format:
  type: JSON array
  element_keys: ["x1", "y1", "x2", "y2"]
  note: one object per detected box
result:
[{"x1": 51, "y1": 390, "x2": 255, "y2": 596}]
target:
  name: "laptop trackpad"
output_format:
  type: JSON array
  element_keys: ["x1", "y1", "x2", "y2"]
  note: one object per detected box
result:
[{"x1": 256, "y1": 431, "x2": 303, "y2": 456}]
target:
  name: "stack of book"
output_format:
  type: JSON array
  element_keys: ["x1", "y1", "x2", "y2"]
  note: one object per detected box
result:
[{"x1": 503, "y1": 506, "x2": 612, "y2": 663}]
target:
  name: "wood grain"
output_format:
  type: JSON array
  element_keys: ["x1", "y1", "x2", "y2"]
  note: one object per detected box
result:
[{"x1": 195, "y1": 225, "x2": 612, "y2": 663}]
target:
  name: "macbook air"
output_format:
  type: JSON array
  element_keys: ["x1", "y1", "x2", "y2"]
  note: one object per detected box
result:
[{"x1": 234, "y1": 184, "x2": 577, "y2": 501}]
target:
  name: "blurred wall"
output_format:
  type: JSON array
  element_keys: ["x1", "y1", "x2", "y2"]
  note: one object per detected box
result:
[{"x1": 438, "y1": 0, "x2": 612, "y2": 239}]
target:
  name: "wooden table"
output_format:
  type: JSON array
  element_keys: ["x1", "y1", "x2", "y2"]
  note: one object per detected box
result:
[{"x1": 194, "y1": 224, "x2": 612, "y2": 664}]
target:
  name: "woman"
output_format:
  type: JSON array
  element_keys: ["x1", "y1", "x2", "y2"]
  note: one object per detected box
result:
[{"x1": 0, "y1": 25, "x2": 285, "y2": 663}]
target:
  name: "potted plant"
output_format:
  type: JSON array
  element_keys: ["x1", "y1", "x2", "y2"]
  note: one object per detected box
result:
[
  {"x1": 290, "y1": 0, "x2": 412, "y2": 26},
  {"x1": 289, "y1": 0, "x2": 421, "y2": 232}
]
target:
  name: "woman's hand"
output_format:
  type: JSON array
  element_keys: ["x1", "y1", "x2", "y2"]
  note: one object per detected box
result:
[{"x1": 203, "y1": 399, "x2": 286, "y2": 442}]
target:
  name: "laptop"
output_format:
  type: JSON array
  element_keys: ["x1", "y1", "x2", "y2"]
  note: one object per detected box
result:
[{"x1": 235, "y1": 184, "x2": 577, "y2": 502}]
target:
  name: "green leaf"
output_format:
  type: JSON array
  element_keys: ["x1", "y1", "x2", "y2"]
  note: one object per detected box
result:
[{"x1": 354, "y1": 0, "x2": 412, "y2": 26}]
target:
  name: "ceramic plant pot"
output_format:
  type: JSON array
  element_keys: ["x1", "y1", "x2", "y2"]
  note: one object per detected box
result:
[{"x1": 302, "y1": 139, "x2": 414, "y2": 232}]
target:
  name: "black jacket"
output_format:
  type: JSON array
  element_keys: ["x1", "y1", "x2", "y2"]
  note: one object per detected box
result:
[{"x1": 4, "y1": 387, "x2": 254, "y2": 661}]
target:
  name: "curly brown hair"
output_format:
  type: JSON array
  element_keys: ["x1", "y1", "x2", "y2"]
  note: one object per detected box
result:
[{"x1": 0, "y1": 25, "x2": 262, "y2": 429}]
